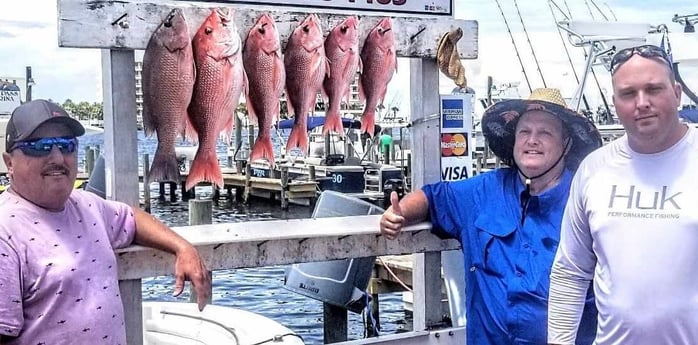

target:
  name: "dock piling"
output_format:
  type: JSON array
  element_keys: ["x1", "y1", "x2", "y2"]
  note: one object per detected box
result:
[
  {"x1": 143, "y1": 154, "x2": 151, "y2": 213},
  {"x1": 188, "y1": 198, "x2": 213, "y2": 304}
]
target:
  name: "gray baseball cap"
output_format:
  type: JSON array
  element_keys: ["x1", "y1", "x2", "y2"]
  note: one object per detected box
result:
[{"x1": 5, "y1": 100, "x2": 85, "y2": 152}]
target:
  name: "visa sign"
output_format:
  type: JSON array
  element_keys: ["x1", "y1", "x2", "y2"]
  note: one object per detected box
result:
[{"x1": 439, "y1": 94, "x2": 473, "y2": 182}]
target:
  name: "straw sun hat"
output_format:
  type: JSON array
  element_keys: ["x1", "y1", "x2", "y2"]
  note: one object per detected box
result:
[{"x1": 481, "y1": 88, "x2": 602, "y2": 170}]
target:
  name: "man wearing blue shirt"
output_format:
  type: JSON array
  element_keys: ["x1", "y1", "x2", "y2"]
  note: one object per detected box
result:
[{"x1": 380, "y1": 88, "x2": 601, "y2": 344}]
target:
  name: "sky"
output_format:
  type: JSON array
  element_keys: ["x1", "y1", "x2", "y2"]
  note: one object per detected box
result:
[{"x1": 0, "y1": 0, "x2": 696, "y2": 114}]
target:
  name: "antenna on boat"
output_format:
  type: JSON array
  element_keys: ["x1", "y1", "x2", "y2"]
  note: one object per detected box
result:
[
  {"x1": 512, "y1": 0, "x2": 548, "y2": 88},
  {"x1": 494, "y1": 0, "x2": 533, "y2": 93},
  {"x1": 548, "y1": 0, "x2": 592, "y2": 112}
]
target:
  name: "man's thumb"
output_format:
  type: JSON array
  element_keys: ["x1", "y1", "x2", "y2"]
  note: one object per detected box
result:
[{"x1": 390, "y1": 191, "x2": 402, "y2": 215}]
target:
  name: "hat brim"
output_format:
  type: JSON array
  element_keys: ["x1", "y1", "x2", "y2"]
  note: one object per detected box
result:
[
  {"x1": 8, "y1": 116, "x2": 85, "y2": 150},
  {"x1": 481, "y1": 99, "x2": 602, "y2": 171}
]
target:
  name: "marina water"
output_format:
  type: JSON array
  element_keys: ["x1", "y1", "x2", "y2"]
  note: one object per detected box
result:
[{"x1": 79, "y1": 130, "x2": 412, "y2": 344}]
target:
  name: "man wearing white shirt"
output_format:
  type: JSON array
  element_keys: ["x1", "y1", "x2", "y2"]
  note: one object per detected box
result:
[{"x1": 548, "y1": 44, "x2": 698, "y2": 345}]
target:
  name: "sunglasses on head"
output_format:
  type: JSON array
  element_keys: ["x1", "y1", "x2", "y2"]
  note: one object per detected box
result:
[
  {"x1": 610, "y1": 44, "x2": 673, "y2": 75},
  {"x1": 11, "y1": 137, "x2": 78, "y2": 157}
]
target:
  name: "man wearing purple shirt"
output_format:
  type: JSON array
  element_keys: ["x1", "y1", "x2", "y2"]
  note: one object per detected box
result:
[{"x1": 0, "y1": 100, "x2": 211, "y2": 345}]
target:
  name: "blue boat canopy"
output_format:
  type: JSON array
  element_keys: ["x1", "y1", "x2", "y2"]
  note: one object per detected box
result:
[{"x1": 277, "y1": 116, "x2": 362, "y2": 131}]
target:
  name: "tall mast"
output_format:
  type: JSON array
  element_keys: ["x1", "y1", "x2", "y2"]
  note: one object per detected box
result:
[
  {"x1": 513, "y1": 0, "x2": 547, "y2": 88},
  {"x1": 494, "y1": 0, "x2": 533, "y2": 92},
  {"x1": 548, "y1": 0, "x2": 591, "y2": 111}
]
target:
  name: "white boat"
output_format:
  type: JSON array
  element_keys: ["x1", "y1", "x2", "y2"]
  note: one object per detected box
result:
[{"x1": 142, "y1": 302, "x2": 305, "y2": 345}]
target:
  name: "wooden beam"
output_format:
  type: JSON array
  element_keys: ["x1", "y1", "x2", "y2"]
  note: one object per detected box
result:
[
  {"x1": 115, "y1": 215, "x2": 460, "y2": 280},
  {"x1": 101, "y1": 49, "x2": 139, "y2": 206},
  {"x1": 57, "y1": 0, "x2": 478, "y2": 59}
]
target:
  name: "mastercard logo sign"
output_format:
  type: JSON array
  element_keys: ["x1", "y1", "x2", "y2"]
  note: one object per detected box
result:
[{"x1": 441, "y1": 133, "x2": 468, "y2": 157}]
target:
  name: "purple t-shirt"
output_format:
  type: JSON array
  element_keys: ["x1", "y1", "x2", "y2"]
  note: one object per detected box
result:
[{"x1": 0, "y1": 189, "x2": 136, "y2": 345}]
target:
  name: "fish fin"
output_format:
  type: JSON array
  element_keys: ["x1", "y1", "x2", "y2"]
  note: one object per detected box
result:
[
  {"x1": 358, "y1": 58, "x2": 363, "y2": 74},
  {"x1": 148, "y1": 146, "x2": 181, "y2": 183},
  {"x1": 361, "y1": 108, "x2": 376, "y2": 137},
  {"x1": 286, "y1": 123, "x2": 309, "y2": 155},
  {"x1": 323, "y1": 111, "x2": 345, "y2": 138},
  {"x1": 249, "y1": 135, "x2": 275, "y2": 166},
  {"x1": 186, "y1": 151, "x2": 223, "y2": 191},
  {"x1": 246, "y1": 102, "x2": 258, "y2": 125}
]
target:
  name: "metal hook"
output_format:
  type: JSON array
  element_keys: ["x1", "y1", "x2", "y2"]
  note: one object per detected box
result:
[
  {"x1": 111, "y1": 13, "x2": 128, "y2": 26},
  {"x1": 410, "y1": 26, "x2": 427, "y2": 41}
]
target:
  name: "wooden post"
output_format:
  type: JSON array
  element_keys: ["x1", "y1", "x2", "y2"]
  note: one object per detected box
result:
[
  {"x1": 102, "y1": 48, "x2": 140, "y2": 345},
  {"x1": 324, "y1": 132, "x2": 331, "y2": 157},
  {"x1": 247, "y1": 124, "x2": 255, "y2": 159},
  {"x1": 159, "y1": 182, "x2": 165, "y2": 201},
  {"x1": 280, "y1": 166, "x2": 289, "y2": 210},
  {"x1": 169, "y1": 182, "x2": 177, "y2": 202},
  {"x1": 367, "y1": 293, "x2": 381, "y2": 337},
  {"x1": 188, "y1": 198, "x2": 214, "y2": 304},
  {"x1": 323, "y1": 303, "x2": 348, "y2": 343},
  {"x1": 309, "y1": 165, "x2": 316, "y2": 181},
  {"x1": 244, "y1": 164, "x2": 252, "y2": 204},
  {"x1": 409, "y1": 58, "x2": 443, "y2": 330},
  {"x1": 143, "y1": 154, "x2": 151, "y2": 213}
]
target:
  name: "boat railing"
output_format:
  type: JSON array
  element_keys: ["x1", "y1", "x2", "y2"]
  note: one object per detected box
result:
[{"x1": 116, "y1": 215, "x2": 464, "y2": 345}]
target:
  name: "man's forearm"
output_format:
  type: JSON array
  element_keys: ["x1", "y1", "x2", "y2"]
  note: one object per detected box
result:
[{"x1": 132, "y1": 207, "x2": 192, "y2": 255}]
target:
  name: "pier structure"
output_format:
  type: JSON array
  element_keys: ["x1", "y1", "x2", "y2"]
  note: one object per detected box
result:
[{"x1": 57, "y1": 0, "x2": 478, "y2": 343}]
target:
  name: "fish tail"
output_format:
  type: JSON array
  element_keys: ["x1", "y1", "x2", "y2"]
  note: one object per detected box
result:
[
  {"x1": 361, "y1": 108, "x2": 376, "y2": 137},
  {"x1": 185, "y1": 151, "x2": 223, "y2": 191},
  {"x1": 250, "y1": 135, "x2": 275, "y2": 166},
  {"x1": 323, "y1": 110, "x2": 345, "y2": 138},
  {"x1": 147, "y1": 148, "x2": 181, "y2": 183},
  {"x1": 286, "y1": 123, "x2": 309, "y2": 155}
]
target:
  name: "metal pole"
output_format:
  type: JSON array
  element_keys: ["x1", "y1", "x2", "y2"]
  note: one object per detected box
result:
[
  {"x1": 25, "y1": 66, "x2": 33, "y2": 102},
  {"x1": 494, "y1": 0, "x2": 533, "y2": 92}
]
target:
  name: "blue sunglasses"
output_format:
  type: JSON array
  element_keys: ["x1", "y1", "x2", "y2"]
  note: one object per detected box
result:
[{"x1": 11, "y1": 137, "x2": 78, "y2": 157}]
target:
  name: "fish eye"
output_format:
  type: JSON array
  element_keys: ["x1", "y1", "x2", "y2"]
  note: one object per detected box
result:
[
  {"x1": 164, "y1": 21, "x2": 172, "y2": 28},
  {"x1": 258, "y1": 27, "x2": 266, "y2": 34},
  {"x1": 205, "y1": 27, "x2": 213, "y2": 35},
  {"x1": 340, "y1": 25, "x2": 348, "y2": 33},
  {"x1": 302, "y1": 25, "x2": 310, "y2": 33}
]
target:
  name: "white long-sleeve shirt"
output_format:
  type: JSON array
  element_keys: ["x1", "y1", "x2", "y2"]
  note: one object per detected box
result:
[{"x1": 549, "y1": 126, "x2": 698, "y2": 345}]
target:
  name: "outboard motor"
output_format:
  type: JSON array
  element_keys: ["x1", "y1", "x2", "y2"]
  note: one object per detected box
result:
[
  {"x1": 283, "y1": 191, "x2": 383, "y2": 313},
  {"x1": 84, "y1": 155, "x2": 106, "y2": 199}
]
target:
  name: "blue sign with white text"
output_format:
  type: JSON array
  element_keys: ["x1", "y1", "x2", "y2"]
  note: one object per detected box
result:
[{"x1": 442, "y1": 99, "x2": 464, "y2": 129}]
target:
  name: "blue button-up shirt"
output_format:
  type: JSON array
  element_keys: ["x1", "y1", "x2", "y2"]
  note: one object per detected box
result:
[{"x1": 423, "y1": 168, "x2": 596, "y2": 345}]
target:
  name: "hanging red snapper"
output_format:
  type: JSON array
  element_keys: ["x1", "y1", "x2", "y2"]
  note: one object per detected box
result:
[
  {"x1": 243, "y1": 13, "x2": 285, "y2": 165},
  {"x1": 142, "y1": 8, "x2": 195, "y2": 183},
  {"x1": 284, "y1": 14, "x2": 328, "y2": 154},
  {"x1": 322, "y1": 16, "x2": 361, "y2": 138},
  {"x1": 186, "y1": 8, "x2": 247, "y2": 191},
  {"x1": 359, "y1": 17, "x2": 397, "y2": 137}
]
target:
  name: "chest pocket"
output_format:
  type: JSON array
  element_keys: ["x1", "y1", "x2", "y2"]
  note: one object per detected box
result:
[{"x1": 472, "y1": 215, "x2": 517, "y2": 277}]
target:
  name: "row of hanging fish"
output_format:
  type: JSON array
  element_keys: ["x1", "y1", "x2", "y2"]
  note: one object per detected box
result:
[{"x1": 141, "y1": 7, "x2": 397, "y2": 191}]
